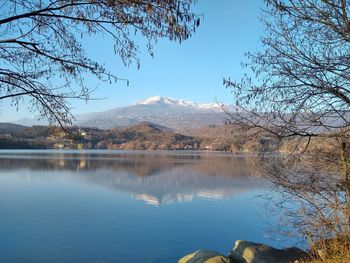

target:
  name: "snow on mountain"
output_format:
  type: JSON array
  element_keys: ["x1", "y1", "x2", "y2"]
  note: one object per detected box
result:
[
  {"x1": 136, "y1": 95, "x2": 196, "y2": 107},
  {"x1": 136, "y1": 95, "x2": 225, "y2": 111},
  {"x1": 198, "y1": 103, "x2": 223, "y2": 110}
]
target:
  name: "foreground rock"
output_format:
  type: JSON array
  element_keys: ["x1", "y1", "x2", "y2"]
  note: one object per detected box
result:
[
  {"x1": 230, "y1": 240, "x2": 308, "y2": 263},
  {"x1": 178, "y1": 240, "x2": 309, "y2": 263},
  {"x1": 178, "y1": 250, "x2": 232, "y2": 263}
]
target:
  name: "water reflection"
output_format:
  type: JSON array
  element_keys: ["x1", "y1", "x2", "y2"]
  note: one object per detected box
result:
[
  {"x1": 0, "y1": 150, "x2": 268, "y2": 205},
  {"x1": 0, "y1": 150, "x2": 295, "y2": 263}
]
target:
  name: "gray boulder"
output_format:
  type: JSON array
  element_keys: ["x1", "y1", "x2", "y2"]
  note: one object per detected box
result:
[
  {"x1": 229, "y1": 240, "x2": 308, "y2": 263},
  {"x1": 178, "y1": 250, "x2": 232, "y2": 263}
]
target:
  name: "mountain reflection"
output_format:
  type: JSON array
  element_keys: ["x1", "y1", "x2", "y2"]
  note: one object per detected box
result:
[{"x1": 0, "y1": 150, "x2": 269, "y2": 205}]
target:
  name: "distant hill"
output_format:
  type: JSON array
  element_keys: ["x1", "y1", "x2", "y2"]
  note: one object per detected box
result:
[
  {"x1": 0, "y1": 122, "x2": 202, "y2": 150},
  {"x1": 183, "y1": 124, "x2": 235, "y2": 138},
  {"x1": 124, "y1": 121, "x2": 172, "y2": 132},
  {"x1": 102, "y1": 122, "x2": 200, "y2": 150},
  {"x1": 0, "y1": 123, "x2": 27, "y2": 134},
  {"x1": 0, "y1": 121, "x2": 314, "y2": 153},
  {"x1": 13, "y1": 96, "x2": 239, "y2": 130}
]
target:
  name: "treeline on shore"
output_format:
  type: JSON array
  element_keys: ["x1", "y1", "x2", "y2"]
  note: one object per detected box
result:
[
  {"x1": 0, "y1": 122, "x2": 207, "y2": 150},
  {"x1": 0, "y1": 122, "x2": 336, "y2": 154}
]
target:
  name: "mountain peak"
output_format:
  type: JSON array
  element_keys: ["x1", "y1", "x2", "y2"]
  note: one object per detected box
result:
[
  {"x1": 135, "y1": 96, "x2": 231, "y2": 112},
  {"x1": 136, "y1": 96, "x2": 196, "y2": 107}
]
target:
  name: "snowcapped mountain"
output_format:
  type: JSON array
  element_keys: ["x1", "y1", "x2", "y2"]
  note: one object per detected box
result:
[
  {"x1": 14, "y1": 96, "x2": 238, "y2": 130},
  {"x1": 75, "y1": 96, "x2": 236, "y2": 130}
]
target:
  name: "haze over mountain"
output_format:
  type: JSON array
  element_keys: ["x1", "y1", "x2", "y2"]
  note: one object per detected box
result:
[{"x1": 14, "y1": 96, "x2": 238, "y2": 130}]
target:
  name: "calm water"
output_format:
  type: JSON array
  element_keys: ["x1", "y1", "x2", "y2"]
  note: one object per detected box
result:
[{"x1": 0, "y1": 150, "x2": 297, "y2": 262}]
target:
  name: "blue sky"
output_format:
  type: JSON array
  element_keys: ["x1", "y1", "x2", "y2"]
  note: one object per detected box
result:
[{"x1": 0, "y1": 0, "x2": 263, "y2": 122}]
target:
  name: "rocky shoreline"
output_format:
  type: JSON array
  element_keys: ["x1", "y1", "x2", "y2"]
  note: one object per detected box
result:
[{"x1": 178, "y1": 240, "x2": 308, "y2": 263}]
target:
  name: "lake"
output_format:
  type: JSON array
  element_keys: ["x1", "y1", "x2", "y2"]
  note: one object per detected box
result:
[{"x1": 0, "y1": 150, "x2": 299, "y2": 262}]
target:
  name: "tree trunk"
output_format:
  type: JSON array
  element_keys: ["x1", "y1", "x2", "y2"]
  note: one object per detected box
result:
[{"x1": 340, "y1": 140, "x2": 350, "y2": 233}]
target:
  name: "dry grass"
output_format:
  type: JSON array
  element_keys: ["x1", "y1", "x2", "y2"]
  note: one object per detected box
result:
[
  {"x1": 305, "y1": 255, "x2": 350, "y2": 263},
  {"x1": 303, "y1": 235, "x2": 350, "y2": 263}
]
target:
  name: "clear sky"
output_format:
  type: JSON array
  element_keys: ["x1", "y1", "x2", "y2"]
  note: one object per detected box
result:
[{"x1": 0, "y1": 0, "x2": 263, "y2": 122}]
